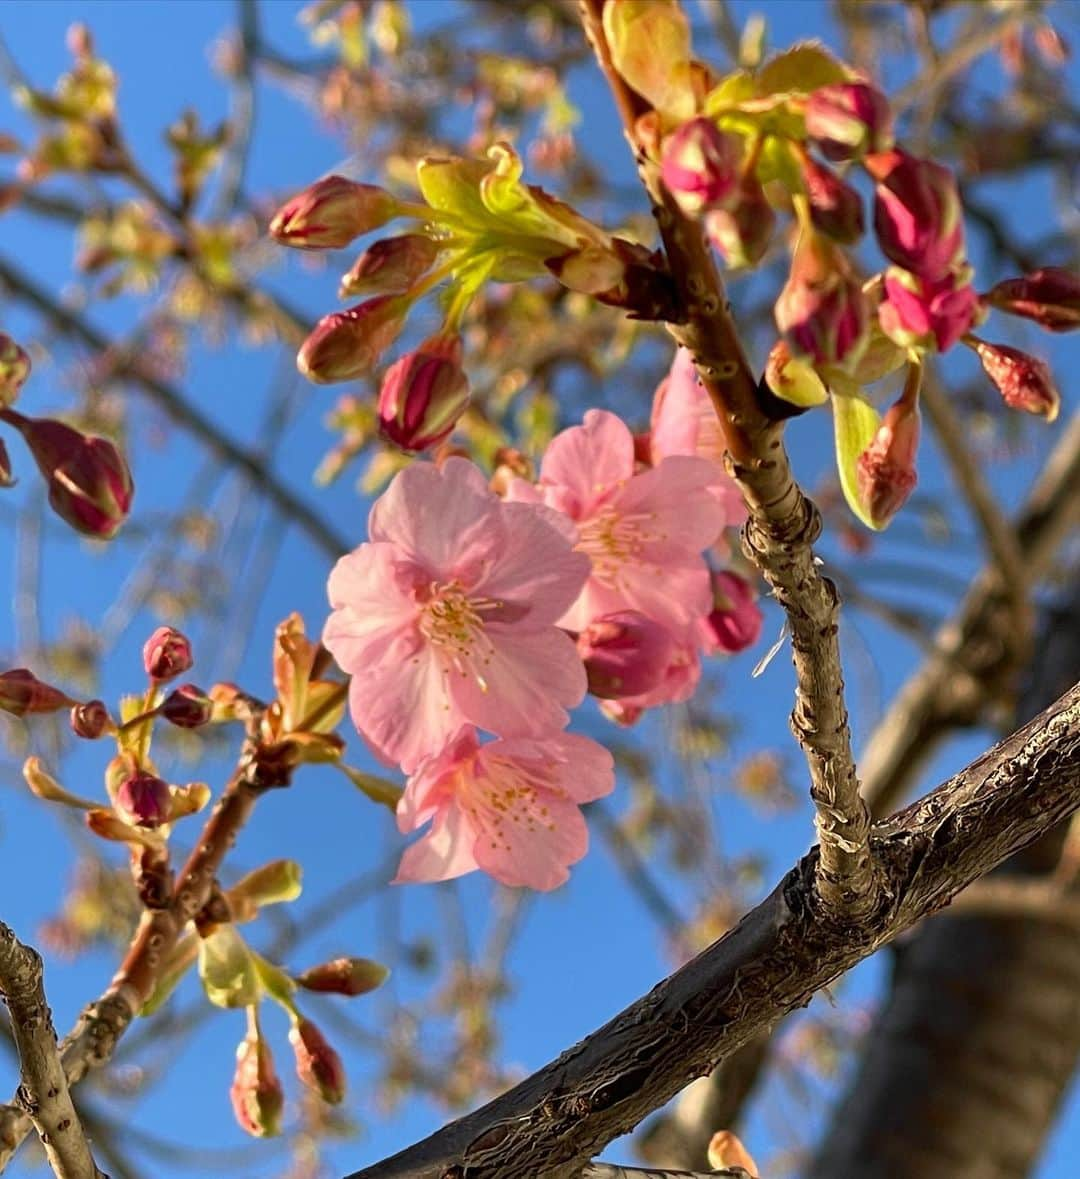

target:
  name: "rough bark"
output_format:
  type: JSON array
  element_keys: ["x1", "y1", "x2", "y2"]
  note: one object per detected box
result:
[{"x1": 342, "y1": 682, "x2": 1080, "y2": 1179}]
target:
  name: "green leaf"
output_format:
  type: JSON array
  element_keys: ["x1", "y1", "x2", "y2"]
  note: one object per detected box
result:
[
  {"x1": 703, "y1": 71, "x2": 757, "y2": 117},
  {"x1": 416, "y1": 156, "x2": 494, "y2": 228},
  {"x1": 338, "y1": 763, "x2": 403, "y2": 810},
  {"x1": 831, "y1": 383, "x2": 881, "y2": 530},
  {"x1": 755, "y1": 41, "x2": 851, "y2": 97},
  {"x1": 198, "y1": 925, "x2": 261, "y2": 1009}
]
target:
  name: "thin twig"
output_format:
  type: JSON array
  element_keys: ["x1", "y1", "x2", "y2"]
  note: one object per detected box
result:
[
  {"x1": 0, "y1": 922, "x2": 103, "y2": 1178},
  {"x1": 579, "y1": 0, "x2": 878, "y2": 919}
]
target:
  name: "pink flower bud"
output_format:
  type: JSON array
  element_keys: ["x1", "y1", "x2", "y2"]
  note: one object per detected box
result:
[
  {"x1": 377, "y1": 335, "x2": 470, "y2": 453},
  {"x1": 70, "y1": 699, "x2": 110, "y2": 739},
  {"x1": 577, "y1": 611, "x2": 678, "y2": 699},
  {"x1": 0, "y1": 668, "x2": 75, "y2": 716},
  {"x1": 867, "y1": 149, "x2": 966, "y2": 282},
  {"x1": 295, "y1": 956, "x2": 390, "y2": 996},
  {"x1": 969, "y1": 338, "x2": 1060, "y2": 422},
  {"x1": 269, "y1": 175, "x2": 400, "y2": 250},
  {"x1": 160, "y1": 683, "x2": 213, "y2": 728},
  {"x1": 804, "y1": 81, "x2": 893, "y2": 162},
  {"x1": 705, "y1": 179, "x2": 776, "y2": 269},
  {"x1": 3, "y1": 411, "x2": 133, "y2": 538},
  {"x1": 856, "y1": 396, "x2": 920, "y2": 528},
  {"x1": 0, "y1": 333, "x2": 31, "y2": 405},
  {"x1": 775, "y1": 236, "x2": 869, "y2": 368},
  {"x1": 878, "y1": 266, "x2": 979, "y2": 353},
  {"x1": 660, "y1": 117, "x2": 741, "y2": 217},
  {"x1": 143, "y1": 626, "x2": 194, "y2": 681},
  {"x1": 230, "y1": 1030, "x2": 284, "y2": 1138},
  {"x1": 984, "y1": 267, "x2": 1080, "y2": 333},
  {"x1": 702, "y1": 571, "x2": 763, "y2": 654},
  {"x1": 114, "y1": 771, "x2": 171, "y2": 828},
  {"x1": 289, "y1": 1017, "x2": 346, "y2": 1105},
  {"x1": 800, "y1": 153, "x2": 864, "y2": 243},
  {"x1": 339, "y1": 233, "x2": 441, "y2": 298},
  {"x1": 297, "y1": 296, "x2": 406, "y2": 384}
]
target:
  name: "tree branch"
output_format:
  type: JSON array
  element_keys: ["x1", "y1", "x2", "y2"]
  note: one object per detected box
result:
[
  {"x1": 340, "y1": 681, "x2": 1080, "y2": 1179},
  {"x1": 579, "y1": 0, "x2": 877, "y2": 919},
  {"x1": 0, "y1": 922, "x2": 102, "y2": 1178}
]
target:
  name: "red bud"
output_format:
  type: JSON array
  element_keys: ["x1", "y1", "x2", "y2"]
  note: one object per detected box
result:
[
  {"x1": 339, "y1": 233, "x2": 440, "y2": 298},
  {"x1": 269, "y1": 175, "x2": 400, "y2": 250},
  {"x1": 856, "y1": 396, "x2": 920, "y2": 528},
  {"x1": 660, "y1": 117, "x2": 741, "y2": 217},
  {"x1": 230, "y1": 1026, "x2": 284, "y2": 1138},
  {"x1": 70, "y1": 699, "x2": 111, "y2": 739},
  {"x1": 289, "y1": 1017, "x2": 346, "y2": 1104},
  {"x1": 297, "y1": 296, "x2": 407, "y2": 384},
  {"x1": 114, "y1": 771, "x2": 172, "y2": 828},
  {"x1": 577, "y1": 611, "x2": 677, "y2": 699},
  {"x1": 969, "y1": 338, "x2": 1060, "y2": 422},
  {"x1": 143, "y1": 626, "x2": 194, "y2": 681},
  {"x1": 295, "y1": 956, "x2": 389, "y2": 996},
  {"x1": 984, "y1": 267, "x2": 1080, "y2": 333},
  {"x1": 804, "y1": 81, "x2": 893, "y2": 162},
  {"x1": 702, "y1": 571, "x2": 764, "y2": 654},
  {"x1": 0, "y1": 668, "x2": 75, "y2": 716},
  {"x1": 160, "y1": 683, "x2": 213, "y2": 728},
  {"x1": 377, "y1": 334, "x2": 470, "y2": 452}
]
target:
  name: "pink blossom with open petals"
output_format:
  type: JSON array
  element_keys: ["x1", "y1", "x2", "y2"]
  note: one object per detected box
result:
[
  {"x1": 395, "y1": 728, "x2": 615, "y2": 890},
  {"x1": 511, "y1": 409, "x2": 726, "y2": 634},
  {"x1": 650, "y1": 349, "x2": 747, "y2": 529},
  {"x1": 323, "y1": 458, "x2": 589, "y2": 772}
]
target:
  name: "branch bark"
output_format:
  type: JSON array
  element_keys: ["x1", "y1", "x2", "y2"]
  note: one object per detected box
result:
[
  {"x1": 340, "y1": 681, "x2": 1080, "y2": 1179},
  {"x1": 0, "y1": 923, "x2": 102, "y2": 1178}
]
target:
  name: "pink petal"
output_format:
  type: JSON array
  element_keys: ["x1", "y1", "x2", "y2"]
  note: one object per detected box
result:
[
  {"x1": 559, "y1": 554, "x2": 712, "y2": 634},
  {"x1": 472, "y1": 793, "x2": 587, "y2": 891},
  {"x1": 397, "y1": 727, "x2": 478, "y2": 832},
  {"x1": 323, "y1": 544, "x2": 418, "y2": 672},
  {"x1": 614, "y1": 456, "x2": 726, "y2": 553},
  {"x1": 537, "y1": 409, "x2": 634, "y2": 518},
  {"x1": 394, "y1": 805, "x2": 479, "y2": 884}
]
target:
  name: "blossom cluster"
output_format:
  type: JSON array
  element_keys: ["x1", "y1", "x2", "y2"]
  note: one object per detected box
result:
[{"x1": 323, "y1": 352, "x2": 762, "y2": 892}]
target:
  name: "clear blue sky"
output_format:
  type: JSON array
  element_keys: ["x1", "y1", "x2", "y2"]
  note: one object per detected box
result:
[{"x1": 0, "y1": 2, "x2": 1076, "y2": 1176}]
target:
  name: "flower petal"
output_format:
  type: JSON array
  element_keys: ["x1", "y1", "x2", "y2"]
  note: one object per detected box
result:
[
  {"x1": 537, "y1": 409, "x2": 634, "y2": 518},
  {"x1": 394, "y1": 805, "x2": 479, "y2": 884}
]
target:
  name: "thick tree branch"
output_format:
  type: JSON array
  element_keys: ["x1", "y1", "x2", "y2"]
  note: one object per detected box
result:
[
  {"x1": 0, "y1": 923, "x2": 102, "y2": 1178},
  {"x1": 341, "y1": 681, "x2": 1080, "y2": 1179},
  {"x1": 579, "y1": 0, "x2": 877, "y2": 919}
]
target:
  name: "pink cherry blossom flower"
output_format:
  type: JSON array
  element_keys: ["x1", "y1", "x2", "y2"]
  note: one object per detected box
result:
[
  {"x1": 323, "y1": 458, "x2": 589, "y2": 772},
  {"x1": 650, "y1": 349, "x2": 747, "y2": 529},
  {"x1": 509, "y1": 409, "x2": 726, "y2": 634},
  {"x1": 395, "y1": 728, "x2": 615, "y2": 890},
  {"x1": 700, "y1": 570, "x2": 764, "y2": 654}
]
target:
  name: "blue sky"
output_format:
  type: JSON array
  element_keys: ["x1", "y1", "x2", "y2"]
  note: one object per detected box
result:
[{"x1": 0, "y1": 2, "x2": 1076, "y2": 1176}]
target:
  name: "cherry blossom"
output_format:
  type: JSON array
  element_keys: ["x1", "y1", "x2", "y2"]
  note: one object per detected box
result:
[
  {"x1": 323, "y1": 458, "x2": 589, "y2": 772},
  {"x1": 395, "y1": 728, "x2": 614, "y2": 890}
]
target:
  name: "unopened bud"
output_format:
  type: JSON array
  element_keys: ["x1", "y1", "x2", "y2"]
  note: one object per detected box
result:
[
  {"x1": 878, "y1": 266, "x2": 979, "y2": 354},
  {"x1": 660, "y1": 117, "x2": 741, "y2": 217},
  {"x1": 775, "y1": 235, "x2": 869, "y2": 368},
  {"x1": 70, "y1": 699, "x2": 111, "y2": 739},
  {"x1": 0, "y1": 333, "x2": 31, "y2": 405},
  {"x1": 763, "y1": 339, "x2": 829, "y2": 410},
  {"x1": 160, "y1": 683, "x2": 213, "y2": 728},
  {"x1": 0, "y1": 668, "x2": 75, "y2": 716},
  {"x1": 985, "y1": 267, "x2": 1080, "y2": 333},
  {"x1": 115, "y1": 771, "x2": 172, "y2": 828},
  {"x1": 143, "y1": 626, "x2": 194, "y2": 681},
  {"x1": 800, "y1": 153, "x2": 864, "y2": 243},
  {"x1": 867, "y1": 148, "x2": 965, "y2": 282},
  {"x1": 297, "y1": 296, "x2": 407, "y2": 384},
  {"x1": 968, "y1": 338, "x2": 1060, "y2": 422},
  {"x1": 804, "y1": 81, "x2": 892, "y2": 162},
  {"x1": 289, "y1": 1017, "x2": 346, "y2": 1104},
  {"x1": 377, "y1": 334, "x2": 470, "y2": 452},
  {"x1": 702, "y1": 571, "x2": 763, "y2": 654},
  {"x1": 339, "y1": 233, "x2": 440, "y2": 298},
  {"x1": 856, "y1": 396, "x2": 920, "y2": 529},
  {"x1": 296, "y1": 956, "x2": 390, "y2": 996},
  {"x1": 545, "y1": 245, "x2": 626, "y2": 297},
  {"x1": 231, "y1": 1027, "x2": 284, "y2": 1138},
  {"x1": 4, "y1": 411, "x2": 133, "y2": 538},
  {"x1": 577, "y1": 611, "x2": 677, "y2": 699},
  {"x1": 269, "y1": 175, "x2": 400, "y2": 250},
  {"x1": 705, "y1": 180, "x2": 775, "y2": 269}
]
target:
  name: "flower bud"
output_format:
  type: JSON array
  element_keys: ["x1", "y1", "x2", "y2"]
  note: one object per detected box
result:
[
  {"x1": 969, "y1": 338, "x2": 1060, "y2": 422},
  {"x1": 660, "y1": 117, "x2": 741, "y2": 217},
  {"x1": 856, "y1": 396, "x2": 920, "y2": 529},
  {"x1": 0, "y1": 668, "x2": 75, "y2": 716},
  {"x1": 269, "y1": 175, "x2": 400, "y2": 250},
  {"x1": 4, "y1": 411, "x2": 133, "y2": 538},
  {"x1": 800, "y1": 153, "x2": 864, "y2": 243},
  {"x1": 70, "y1": 699, "x2": 111, "y2": 739},
  {"x1": 115, "y1": 770, "x2": 172, "y2": 828},
  {"x1": 702, "y1": 571, "x2": 763, "y2": 654},
  {"x1": 143, "y1": 626, "x2": 193, "y2": 681},
  {"x1": 339, "y1": 233, "x2": 441, "y2": 299},
  {"x1": 0, "y1": 333, "x2": 31, "y2": 406},
  {"x1": 763, "y1": 339, "x2": 829, "y2": 410},
  {"x1": 545, "y1": 245, "x2": 626, "y2": 297},
  {"x1": 231, "y1": 1026, "x2": 284, "y2": 1138},
  {"x1": 295, "y1": 956, "x2": 390, "y2": 997},
  {"x1": 984, "y1": 267, "x2": 1080, "y2": 333},
  {"x1": 867, "y1": 149, "x2": 966, "y2": 282},
  {"x1": 705, "y1": 179, "x2": 776, "y2": 269},
  {"x1": 160, "y1": 683, "x2": 213, "y2": 728},
  {"x1": 804, "y1": 81, "x2": 893, "y2": 162},
  {"x1": 377, "y1": 334, "x2": 470, "y2": 452},
  {"x1": 775, "y1": 235, "x2": 869, "y2": 368},
  {"x1": 289, "y1": 1017, "x2": 346, "y2": 1104},
  {"x1": 577, "y1": 611, "x2": 677, "y2": 699},
  {"x1": 297, "y1": 296, "x2": 407, "y2": 384},
  {"x1": 878, "y1": 266, "x2": 979, "y2": 354}
]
